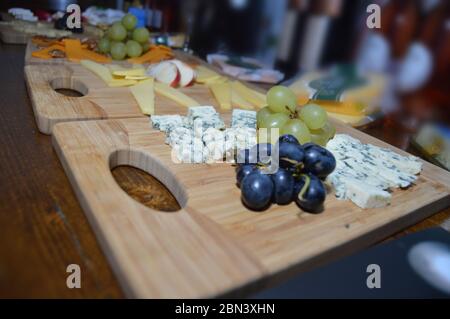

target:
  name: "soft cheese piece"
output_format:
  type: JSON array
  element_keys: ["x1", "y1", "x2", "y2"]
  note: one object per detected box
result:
[
  {"x1": 231, "y1": 109, "x2": 257, "y2": 129},
  {"x1": 340, "y1": 177, "x2": 391, "y2": 209},
  {"x1": 151, "y1": 114, "x2": 186, "y2": 132},
  {"x1": 187, "y1": 106, "x2": 225, "y2": 130},
  {"x1": 326, "y1": 134, "x2": 422, "y2": 208}
]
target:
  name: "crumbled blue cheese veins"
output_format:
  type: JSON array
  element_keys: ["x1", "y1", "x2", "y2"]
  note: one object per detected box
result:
[
  {"x1": 151, "y1": 107, "x2": 256, "y2": 163},
  {"x1": 326, "y1": 134, "x2": 423, "y2": 209},
  {"x1": 231, "y1": 109, "x2": 257, "y2": 129}
]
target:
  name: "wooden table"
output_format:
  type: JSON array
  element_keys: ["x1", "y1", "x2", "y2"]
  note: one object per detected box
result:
[{"x1": 0, "y1": 43, "x2": 448, "y2": 298}]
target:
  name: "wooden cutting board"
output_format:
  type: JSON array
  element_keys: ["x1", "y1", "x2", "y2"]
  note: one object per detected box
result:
[
  {"x1": 24, "y1": 62, "x2": 224, "y2": 134},
  {"x1": 1, "y1": 22, "x2": 101, "y2": 45},
  {"x1": 52, "y1": 117, "x2": 450, "y2": 298}
]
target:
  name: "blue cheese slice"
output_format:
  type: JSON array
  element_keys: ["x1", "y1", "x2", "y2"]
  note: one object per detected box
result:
[
  {"x1": 341, "y1": 177, "x2": 391, "y2": 209},
  {"x1": 187, "y1": 106, "x2": 225, "y2": 130},
  {"x1": 151, "y1": 115, "x2": 186, "y2": 132},
  {"x1": 231, "y1": 109, "x2": 257, "y2": 129},
  {"x1": 326, "y1": 134, "x2": 422, "y2": 208}
]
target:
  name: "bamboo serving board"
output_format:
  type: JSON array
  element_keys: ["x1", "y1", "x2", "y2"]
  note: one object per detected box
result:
[
  {"x1": 52, "y1": 117, "x2": 450, "y2": 298},
  {"x1": 24, "y1": 63, "x2": 222, "y2": 134}
]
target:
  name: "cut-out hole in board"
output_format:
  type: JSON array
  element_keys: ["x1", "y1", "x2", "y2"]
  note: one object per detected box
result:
[
  {"x1": 50, "y1": 78, "x2": 88, "y2": 97},
  {"x1": 112, "y1": 166, "x2": 181, "y2": 212},
  {"x1": 109, "y1": 149, "x2": 187, "y2": 212}
]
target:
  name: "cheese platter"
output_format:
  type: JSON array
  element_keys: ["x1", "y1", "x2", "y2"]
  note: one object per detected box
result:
[{"x1": 52, "y1": 107, "x2": 450, "y2": 298}]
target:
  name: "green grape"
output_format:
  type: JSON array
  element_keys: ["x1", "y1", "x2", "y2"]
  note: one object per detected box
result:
[
  {"x1": 108, "y1": 22, "x2": 127, "y2": 41},
  {"x1": 121, "y1": 13, "x2": 137, "y2": 30},
  {"x1": 280, "y1": 119, "x2": 311, "y2": 144},
  {"x1": 256, "y1": 106, "x2": 273, "y2": 128},
  {"x1": 322, "y1": 121, "x2": 336, "y2": 139},
  {"x1": 266, "y1": 85, "x2": 297, "y2": 114},
  {"x1": 132, "y1": 27, "x2": 150, "y2": 43},
  {"x1": 98, "y1": 37, "x2": 111, "y2": 53},
  {"x1": 310, "y1": 128, "x2": 329, "y2": 146},
  {"x1": 299, "y1": 103, "x2": 328, "y2": 130},
  {"x1": 259, "y1": 113, "x2": 289, "y2": 143},
  {"x1": 110, "y1": 42, "x2": 127, "y2": 60},
  {"x1": 309, "y1": 121, "x2": 336, "y2": 146},
  {"x1": 126, "y1": 40, "x2": 142, "y2": 57},
  {"x1": 259, "y1": 112, "x2": 289, "y2": 129}
]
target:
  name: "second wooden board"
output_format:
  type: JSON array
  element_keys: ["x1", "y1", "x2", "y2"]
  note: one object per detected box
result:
[
  {"x1": 52, "y1": 117, "x2": 450, "y2": 298},
  {"x1": 24, "y1": 63, "x2": 222, "y2": 134}
]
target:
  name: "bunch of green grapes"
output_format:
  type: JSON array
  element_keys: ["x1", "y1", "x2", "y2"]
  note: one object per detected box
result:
[
  {"x1": 97, "y1": 14, "x2": 150, "y2": 60},
  {"x1": 257, "y1": 86, "x2": 335, "y2": 146}
]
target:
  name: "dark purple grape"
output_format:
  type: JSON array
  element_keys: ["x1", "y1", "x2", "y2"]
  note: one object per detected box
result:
[
  {"x1": 278, "y1": 134, "x2": 299, "y2": 145},
  {"x1": 236, "y1": 148, "x2": 257, "y2": 166},
  {"x1": 250, "y1": 143, "x2": 272, "y2": 164},
  {"x1": 294, "y1": 174, "x2": 326, "y2": 213},
  {"x1": 271, "y1": 168, "x2": 294, "y2": 205},
  {"x1": 236, "y1": 164, "x2": 257, "y2": 187},
  {"x1": 303, "y1": 144, "x2": 336, "y2": 178},
  {"x1": 277, "y1": 141, "x2": 304, "y2": 169},
  {"x1": 241, "y1": 171, "x2": 274, "y2": 211}
]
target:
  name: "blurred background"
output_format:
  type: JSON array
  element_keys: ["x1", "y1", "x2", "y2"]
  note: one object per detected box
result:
[{"x1": 1, "y1": 0, "x2": 449, "y2": 170}]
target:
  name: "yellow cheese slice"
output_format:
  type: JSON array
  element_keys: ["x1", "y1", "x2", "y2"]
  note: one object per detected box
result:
[
  {"x1": 232, "y1": 81, "x2": 266, "y2": 108},
  {"x1": 195, "y1": 65, "x2": 221, "y2": 83},
  {"x1": 113, "y1": 68, "x2": 146, "y2": 77},
  {"x1": 154, "y1": 82, "x2": 200, "y2": 107},
  {"x1": 108, "y1": 64, "x2": 126, "y2": 73},
  {"x1": 231, "y1": 89, "x2": 254, "y2": 110},
  {"x1": 209, "y1": 82, "x2": 231, "y2": 110},
  {"x1": 204, "y1": 76, "x2": 229, "y2": 84},
  {"x1": 81, "y1": 59, "x2": 113, "y2": 83},
  {"x1": 124, "y1": 75, "x2": 150, "y2": 80},
  {"x1": 81, "y1": 60, "x2": 137, "y2": 87},
  {"x1": 327, "y1": 112, "x2": 365, "y2": 126},
  {"x1": 130, "y1": 78, "x2": 154, "y2": 115},
  {"x1": 108, "y1": 79, "x2": 138, "y2": 87}
]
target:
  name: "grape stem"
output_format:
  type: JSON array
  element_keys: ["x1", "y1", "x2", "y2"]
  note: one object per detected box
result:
[
  {"x1": 285, "y1": 105, "x2": 297, "y2": 119},
  {"x1": 297, "y1": 174, "x2": 310, "y2": 202}
]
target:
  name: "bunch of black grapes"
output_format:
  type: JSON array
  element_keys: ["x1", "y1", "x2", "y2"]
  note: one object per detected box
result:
[{"x1": 236, "y1": 134, "x2": 336, "y2": 213}]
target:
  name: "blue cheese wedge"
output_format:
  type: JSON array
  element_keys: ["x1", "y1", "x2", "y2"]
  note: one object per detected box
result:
[
  {"x1": 187, "y1": 106, "x2": 225, "y2": 130},
  {"x1": 326, "y1": 134, "x2": 422, "y2": 209},
  {"x1": 151, "y1": 115, "x2": 186, "y2": 132},
  {"x1": 231, "y1": 109, "x2": 257, "y2": 129}
]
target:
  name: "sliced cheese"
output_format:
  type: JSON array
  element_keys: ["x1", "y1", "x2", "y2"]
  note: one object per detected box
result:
[
  {"x1": 113, "y1": 68, "x2": 146, "y2": 77},
  {"x1": 109, "y1": 79, "x2": 138, "y2": 87},
  {"x1": 124, "y1": 75, "x2": 150, "y2": 80},
  {"x1": 231, "y1": 89, "x2": 254, "y2": 110},
  {"x1": 81, "y1": 59, "x2": 113, "y2": 83},
  {"x1": 154, "y1": 82, "x2": 200, "y2": 107},
  {"x1": 232, "y1": 81, "x2": 266, "y2": 108},
  {"x1": 205, "y1": 76, "x2": 229, "y2": 84},
  {"x1": 80, "y1": 60, "x2": 137, "y2": 87},
  {"x1": 130, "y1": 78, "x2": 154, "y2": 115},
  {"x1": 195, "y1": 65, "x2": 221, "y2": 83},
  {"x1": 209, "y1": 82, "x2": 231, "y2": 110},
  {"x1": 108, "y1": 64, "x2": 125, "y2": 73}
]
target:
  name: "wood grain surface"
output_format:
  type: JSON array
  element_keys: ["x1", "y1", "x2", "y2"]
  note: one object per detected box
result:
[
  {"x1": 0, "y1": 42, "x2": 449, "y2": 298},
  {"x1": 0, "y1": 42, "x2": 123, "y2": 298},
  {"x1": 52, "y1": 116, "x2": 450, "y2": 298}
]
